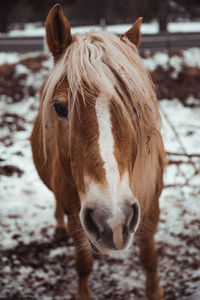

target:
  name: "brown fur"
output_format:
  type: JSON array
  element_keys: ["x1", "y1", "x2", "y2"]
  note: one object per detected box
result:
[{"x1": 30, "y1": 4, "x2": 166, "y2": 300}]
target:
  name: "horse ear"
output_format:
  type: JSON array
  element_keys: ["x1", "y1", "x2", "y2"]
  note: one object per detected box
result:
[
  {"x1": 45, "y1": 3, "x2": 72, "y2": 58},
  {"x1": 121, "y1": 17, "x2": 143, "y2": 48}
]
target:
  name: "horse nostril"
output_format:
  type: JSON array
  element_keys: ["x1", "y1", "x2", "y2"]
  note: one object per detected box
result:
[
  {"x1": 96, "y1": 231, "x2": 102, "y2": 241},
  {"x1": 84, "y1": 208, "x2": 96, "y2": 233},
  {"x1": 84, "y1": 208, "x2": 100, "y2": 239},
  {"x1": 127, "y1": 202, "x2": 139, "y2": 233}
]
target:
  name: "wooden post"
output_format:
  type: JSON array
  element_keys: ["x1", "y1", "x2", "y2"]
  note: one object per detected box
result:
[
  {"x1": 98, "y1": 0, "x2": 107, "y2": 30},
  {"x1": 158, "y1": 0, "x2": 168, "y2": 32}
]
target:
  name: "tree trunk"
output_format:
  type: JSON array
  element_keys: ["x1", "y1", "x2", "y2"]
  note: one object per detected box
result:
[{"x1": 158, "y1": 0, "x2": 168, "y2": 32}]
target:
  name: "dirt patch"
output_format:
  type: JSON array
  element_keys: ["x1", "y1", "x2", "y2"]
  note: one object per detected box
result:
[
  {"x1": 152, "y1": 65, "x2": 200, "y2": 105},
  {"x1": 19, "y1": 55, "x2": 48, "y2": 73},
  {"x1": 0, "y1": 165, "x2": 23, "y2": 177},
  {"x1": 0, "y1": 63, "x2": 27, "y2": 102},
  {"x1": 0, "y1": 113, "x2": 26, "y2": 132},
  {"x1": 0, "y1": 113, "x2": 26, "y2": 148},
  {"x1": 0, "y1": 55, "x2": 48, "y2": 103}
]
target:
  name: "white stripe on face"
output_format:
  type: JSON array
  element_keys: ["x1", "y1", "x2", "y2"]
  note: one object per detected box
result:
[{"x1": 95, "y1": 97, "x2": 120, "y2": 199}]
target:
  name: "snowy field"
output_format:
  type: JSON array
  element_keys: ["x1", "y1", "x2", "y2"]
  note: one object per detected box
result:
[{"x1": 0, "y1": 48, "x2": 200, "y2": 300}]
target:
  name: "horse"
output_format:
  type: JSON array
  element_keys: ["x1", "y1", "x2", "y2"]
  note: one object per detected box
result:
[{"x1": 30, "y1": 4, "x2": 166, "y2": 300}]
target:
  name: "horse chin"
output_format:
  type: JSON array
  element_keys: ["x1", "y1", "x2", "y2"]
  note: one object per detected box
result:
[
  {"x1": 88, "y1": 236, "x2": 133, "y2": 256},
  {"x1": 89, "y1": 240, "x2": 112, "y2": 256}
]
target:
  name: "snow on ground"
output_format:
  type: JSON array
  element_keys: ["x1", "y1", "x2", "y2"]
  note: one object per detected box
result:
[
  {"x1": 143, "y1": 48, "x2": 200, "y2": 73},
  {"x1": 168, "y1": 21, "x2": 200, "y2": 33},
  {"x1": 0, "y1": 50, "x2": 200, "y2": 299},
  {"x1": 0, "y1": 51, "x2": 53, "y2": 67},
  {"x1": 1, "y1": 21, "x2": 200, "y2": 37},
  {"x1": 0, "y1": 52, "x2": 21, "y2": 65}
]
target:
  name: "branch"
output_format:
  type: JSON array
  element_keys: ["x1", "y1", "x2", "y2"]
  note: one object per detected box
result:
[
  {"x1": 167, "y1": 151, "x2": 200, "y2": 158},
  {"x1": 164, "y1": 184, "x2": 200, "y2": 188},
  {"x1": 168, "y1": 159, "x2": 196, "y2": 166}
]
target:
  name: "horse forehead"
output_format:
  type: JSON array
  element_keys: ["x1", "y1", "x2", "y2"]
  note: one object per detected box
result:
[{"x1": 79, "y1": 95, "x2": 128, "y2": 159}]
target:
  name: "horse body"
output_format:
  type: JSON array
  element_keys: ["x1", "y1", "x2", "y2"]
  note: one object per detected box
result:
[{"x1": 31, "y1": 4, "x2": 166, "y2": 300}]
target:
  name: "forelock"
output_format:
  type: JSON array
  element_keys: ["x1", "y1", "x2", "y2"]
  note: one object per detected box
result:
[{"x1": 41, "y1": 30, "x2": 161, "y2": 158}]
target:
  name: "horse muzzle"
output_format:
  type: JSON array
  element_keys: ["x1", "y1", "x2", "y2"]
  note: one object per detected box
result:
[{"x1": 80, "y1": 200, "x2": 140, "y2": 253}]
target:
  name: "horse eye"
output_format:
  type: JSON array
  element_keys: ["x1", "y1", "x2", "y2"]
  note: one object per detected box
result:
[{"x1": 53, "y1": 100, "x2": 68, "y2": 119}]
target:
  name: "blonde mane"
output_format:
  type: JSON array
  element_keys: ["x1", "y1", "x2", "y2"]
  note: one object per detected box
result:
[{"x1": 41, "y1": 30, "x2": 165, "y2": 204}]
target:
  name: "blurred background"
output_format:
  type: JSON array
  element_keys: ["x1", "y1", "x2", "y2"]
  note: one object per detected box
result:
[
  {"x1": 0, "y1": 1, "x2": 200, "y2": 300},
  {"x1": 0, "y1": 0, "x2": 200, "y2": 32}
]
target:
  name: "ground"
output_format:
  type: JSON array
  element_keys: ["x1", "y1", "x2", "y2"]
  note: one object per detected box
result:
[{"x1": 0, "y1": 49, "x2": 200, "y2": 300}]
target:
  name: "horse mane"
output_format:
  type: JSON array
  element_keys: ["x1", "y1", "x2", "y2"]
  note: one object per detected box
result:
[{"x1": 41, "y1": 30, "x2": 165, "y2": 203}]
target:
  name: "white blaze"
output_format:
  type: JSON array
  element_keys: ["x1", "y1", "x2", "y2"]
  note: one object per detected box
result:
[
  {"x1": 95, "y1": 97, "x2": 120, "y2": 199},
  {"x1": 81, "y1": 98, "x2": 135, "y2": 251}
]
